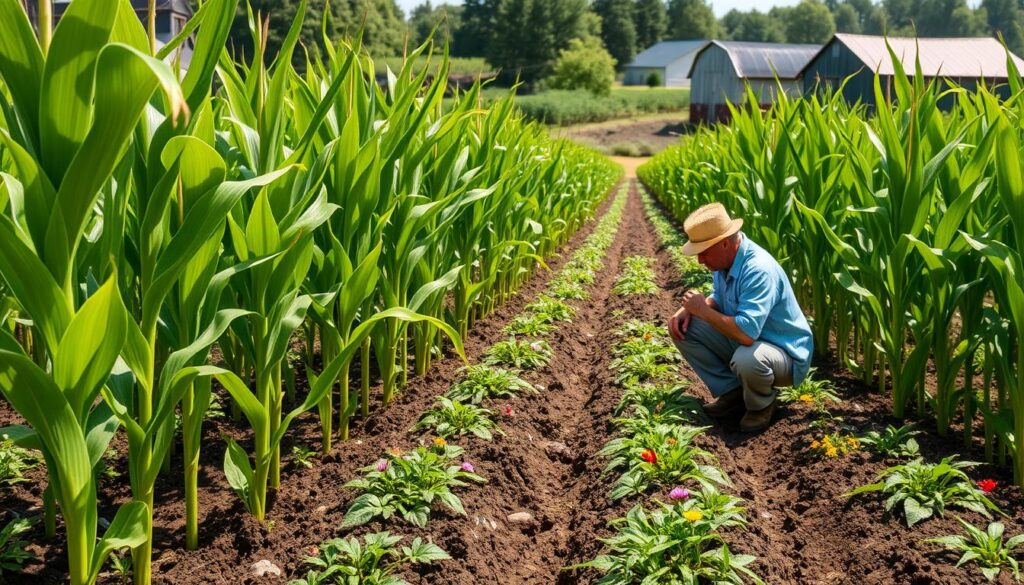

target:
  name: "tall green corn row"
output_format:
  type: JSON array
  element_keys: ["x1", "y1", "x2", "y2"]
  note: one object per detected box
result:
[
  {"x1": 0, "y1": 1, "x2": 619, "y2": 584},
  {"x1": 639, "y1": 50, "x2": 1024, "y2": 487}
]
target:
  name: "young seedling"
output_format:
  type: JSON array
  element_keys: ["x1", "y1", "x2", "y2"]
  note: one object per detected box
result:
[
  {"x1": 342, "y1": 444, "x2": 485, "y2": 528},
  {"x1": 925, "y1": 518, "x2": 1024, "y2": 582},
  {"x1": 858, "y1": 424, "x2": 922, "y2": 459},
  {"x1": 445, "y1": 365, "x2": 537, "y2": 404},
  {"x1": 484, "y1": 339, "x2": 553, "y2": 369},
  {"x1": 846, "y1": 457, "x2": 1003, "y2": 527},
  {"x1": 289, "y1": 532, "x2": 450, "y2": 585},
  {"x1": 415, "y1": 397, "x2": 503, "y2": 440}
]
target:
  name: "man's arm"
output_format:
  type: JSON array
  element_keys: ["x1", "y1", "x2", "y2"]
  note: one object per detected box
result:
[
  {"x1": 668, "y1": 294, "x2": 720, "y2": 341},
  {"x1": 680, "y1": 290, "x2": 754, "y2": 346}
]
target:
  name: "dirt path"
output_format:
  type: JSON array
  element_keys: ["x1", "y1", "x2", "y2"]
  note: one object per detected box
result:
[
  {"x1": 608, "y1": 156, "x2": 649, "y2": 178},
  {"x1": 552, "y1": 115, "x2": 688, "y2": 156}
]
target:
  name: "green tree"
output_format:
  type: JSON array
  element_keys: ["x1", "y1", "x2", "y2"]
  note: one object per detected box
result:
[
  {"x1": 983, "y1": 0, "x2": 1024, "y2": 55},
  {"x1": 832, "y1": 3, "x2": 861, "y2": 32},
  {"x1": 783, "y1": 0, "x2": 835, "y2": 43},
  {"x1": 485, "y1": 0, "x2": 592, "y2": 83},
  {"x1": 634, "y1": 0, "x2": 668, "y2": 49},
  {"x1": 228, "y1": 0, "x2": 407, "y2": 64},
  {"x1": 546, "y1": 36, "x2": 616, "y2": 94},
  {"x1": 408, "y1": 2, "x2": 462, "y2": 48},
  {"x1": 722, "y1": 9, "x2": 786, "y2": 42},
  {"x1": 666, "y1": 0, "x2": 718, "y2": 39},
  {"x1": 595, "y1": 0, "x2": 638, "y2": 69},
  {"x1": 914, "y1": 0, "x2": 986, "y2": 36},
  {"x1": 453, "y1": 0, "x2": 495, "y2": 57}
]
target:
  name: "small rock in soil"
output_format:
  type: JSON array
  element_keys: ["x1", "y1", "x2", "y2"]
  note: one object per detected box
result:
[
  {"x1": 507, "y1": 511, "x2": 535, "y2": 525},
  {"x1": 250, "y1": 560, "x2": 282, "y2": 577},
  {"x1": 544, "y1": 440, "x2": 572, "y2": 461}
]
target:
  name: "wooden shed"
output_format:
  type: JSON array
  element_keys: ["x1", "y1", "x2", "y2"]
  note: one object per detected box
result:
[
  {"x1": 623, "y1": 40, "x2": 709, "y2": 88},
  {"x1": 687, "y1": 41, "x2": 821, "y2": 124},
  {"x1": 800, "y1": 33, "x2": 1024, "y2": 110}
]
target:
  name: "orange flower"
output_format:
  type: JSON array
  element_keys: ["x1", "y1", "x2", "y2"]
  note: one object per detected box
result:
[{"x1": 432, "y1": 437, "x2": 447, "y2": 448}]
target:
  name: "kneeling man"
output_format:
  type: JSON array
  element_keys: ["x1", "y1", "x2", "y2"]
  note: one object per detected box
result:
[{"x1": 668, "y1": 203, "x2": 813, "y2": 432}]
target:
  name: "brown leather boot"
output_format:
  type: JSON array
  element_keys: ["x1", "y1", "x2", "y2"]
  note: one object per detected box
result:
[
  {"x1": 702, "y1": 389, "x2": 744, "y2": 417},
  {"x1": 740, "y1": 401, "x2": 776, "y2": 433}
]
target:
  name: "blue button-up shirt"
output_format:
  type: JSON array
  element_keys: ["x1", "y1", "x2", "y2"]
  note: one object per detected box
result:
[{"x1": 709, "y1": 234, "x2": 814, "y2": 386}]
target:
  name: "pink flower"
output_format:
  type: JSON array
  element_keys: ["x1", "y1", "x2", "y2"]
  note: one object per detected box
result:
[
  {"x1": 500, "y1": 404, "x2": 514, "y2": 417},
  {"x1": 461, "y1": 462, "x2": 475, "y2": 473},
  {"x1": 375, "y1": 459, "x2": 389, "y2": 472},
  {"x1": 529, "y1": 341, "x2": 544, "y2": 352},
  {"x1": 669, "y1": 487, "x2": 689, "y2": 501}
]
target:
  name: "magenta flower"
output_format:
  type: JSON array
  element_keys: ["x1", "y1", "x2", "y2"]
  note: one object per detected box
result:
[
  {"x1": 669, "y1": 487, "x2": 689, "y2": 501},
  {"x1": 375, "y1": 459, "x2": 390, "y2": 472},
  {"x1": 461, "y1": 462, "x2": 475, "y2": 473}
]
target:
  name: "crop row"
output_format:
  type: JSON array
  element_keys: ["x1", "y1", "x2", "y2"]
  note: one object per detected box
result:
[
  {"x1": 0, "y1": 3, "x2": 619, "y2": 584},
  {"x1": 575, "y1": 239, "x2": 764, "y2": 584},
  {"x1": 642, "y1": 175, "x2": 1024, "y2": 582},
  {"x1": 639, "y1": 57, "x2": 1024, "y2": 487},
  {"x1": 286, "y1": 182, "x2": 630, "y2": 583}
]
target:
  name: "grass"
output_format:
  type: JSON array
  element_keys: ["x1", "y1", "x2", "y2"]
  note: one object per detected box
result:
[{"x1": 511, "y1": 88, "x2": 690, "y2": 125}]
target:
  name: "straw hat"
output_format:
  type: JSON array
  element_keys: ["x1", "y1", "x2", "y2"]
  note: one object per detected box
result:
[{"x1": 681, "y1": 203, "x2": 743, "y2": 256}]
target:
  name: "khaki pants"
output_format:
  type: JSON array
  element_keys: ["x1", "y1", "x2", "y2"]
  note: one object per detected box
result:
[{"x1": 673, "y1": 316, "x2": 793, "y2": 411}]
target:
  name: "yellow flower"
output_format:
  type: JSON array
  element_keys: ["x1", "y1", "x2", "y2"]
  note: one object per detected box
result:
[
  {"x1": 432, "y1": 437, "x2": 447, "y2": 447},
  {"x1": 825, "y1": 446, "x2": 838, "y2": 458},
  {"x1": 799, "y1": 394, "x2": 813, "y2": 403},
  {"x1": 665, "y1": 438, "x2": 677, "y2": 446},
  {"x1": 810, "y1": 440, "x2": 820, "y2": 449},
  {"x1": 846, "y1": 437, "x2": 860, "y2": 448},
  {"x1": 821, "y1": 436, "x2": 833, "y2": 447},
  {"x1": 683, "y1": 510, "x2": 704, "y2": 522},
  {"x1": 388, "y1": 447, "x2": 403, "y2": 457}
]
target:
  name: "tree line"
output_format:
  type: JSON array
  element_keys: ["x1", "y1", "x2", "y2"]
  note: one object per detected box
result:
[{"x1": 214, "y1": 0, "x2": 1024, "y2": 83}]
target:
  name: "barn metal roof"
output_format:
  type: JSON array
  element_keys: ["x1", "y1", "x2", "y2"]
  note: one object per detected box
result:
[
  {"x1": 687, "y1": 41, "x2": 822, "y2": 79},
  {"x1": 627, "y1": 40, "x2": 710, "y2": 68},
  {"x1": 806, "y1": 33, "x2": 1024, "y2": 78}
]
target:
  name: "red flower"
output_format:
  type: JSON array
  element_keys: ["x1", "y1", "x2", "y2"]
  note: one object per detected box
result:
[
  {"x1": 640, "y1": 449, "x2": 658, "y2": 464},
  {"x1": 978, "y1": 479, "x2": 997, "y2": 493},
  {"x1": 500, "y1": 404, "x2": 514, "y2": 417}
]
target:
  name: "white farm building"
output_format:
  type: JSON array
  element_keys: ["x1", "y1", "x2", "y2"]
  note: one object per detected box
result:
[{"x1": 623, "y1": 40, "x2": 709, "y2": 87}]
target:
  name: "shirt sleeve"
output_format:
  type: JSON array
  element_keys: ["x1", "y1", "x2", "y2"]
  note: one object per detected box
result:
[{"x1": 733, "y1": 268, "x2": 778, "y2": 341}]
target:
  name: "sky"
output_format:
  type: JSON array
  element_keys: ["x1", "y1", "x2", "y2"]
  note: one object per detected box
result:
[{"x1": 394, "y1": 0, "x2": 983, "y2": 19}]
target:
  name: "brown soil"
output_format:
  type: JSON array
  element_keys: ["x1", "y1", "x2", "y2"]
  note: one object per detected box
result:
[
  {"x1": 552, "y1": 116, "x2": 690, "y2": 157},
  {"x1": 3, "y1": 180, "x2": 1024, "y2": 585}
]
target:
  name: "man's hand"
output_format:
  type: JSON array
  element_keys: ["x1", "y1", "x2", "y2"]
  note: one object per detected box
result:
[
  {"x1": 668, "y1": 305, "x2": 691, "y2": 342},
  {"x1": 682, "y1": 290, "x2": 708, "y2": 316}
]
